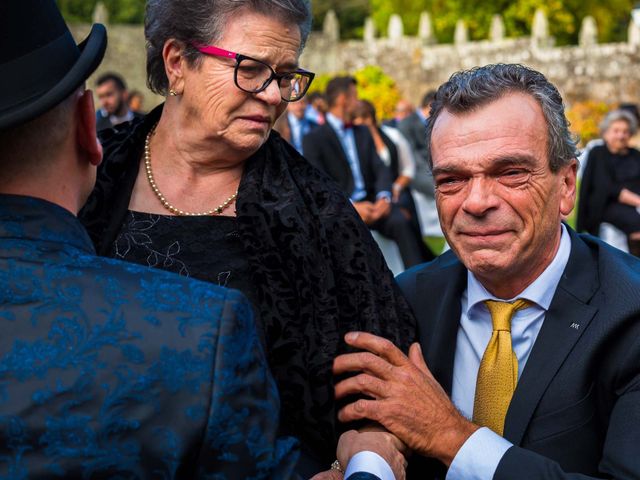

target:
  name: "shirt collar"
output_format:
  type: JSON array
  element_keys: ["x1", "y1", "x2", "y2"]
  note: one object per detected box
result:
[
  {"x1": 326, "y1": 112, "x2": 347, "y2": 132},
  {"x1": 466, "y1": 224, "x2": 571, "y2": 313}
]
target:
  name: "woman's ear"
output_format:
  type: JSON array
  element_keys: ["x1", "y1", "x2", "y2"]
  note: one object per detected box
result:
[{"x1": 163, "y1": 39, "x2": 186, "y2": 95}]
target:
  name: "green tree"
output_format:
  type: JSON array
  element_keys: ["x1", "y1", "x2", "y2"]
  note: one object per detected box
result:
[
  {"x1": 369, "y1": 0, "x2": 634, "y2": 45},
  {"x1": 312, "y1": 0, "x2": 370, "y2": 39}
]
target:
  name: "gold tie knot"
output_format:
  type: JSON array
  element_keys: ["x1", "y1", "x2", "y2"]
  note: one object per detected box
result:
[{"x1": 484, "y1": 299, "x2": 531, "y2": 332}]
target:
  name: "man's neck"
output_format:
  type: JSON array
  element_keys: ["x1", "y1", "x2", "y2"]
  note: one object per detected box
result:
[{"x1": 328, "y1": 107, "x2": 347, "y2": 123}]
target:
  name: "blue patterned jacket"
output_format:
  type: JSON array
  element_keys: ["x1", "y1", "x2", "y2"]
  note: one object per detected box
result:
[{"x1": 0, "y1": 195, "x2": 298, "y2": 479}]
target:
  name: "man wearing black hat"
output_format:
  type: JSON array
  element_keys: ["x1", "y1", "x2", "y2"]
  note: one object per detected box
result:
[{"x1": 0, "y1": 2, "x2": 296, "y2": 478}]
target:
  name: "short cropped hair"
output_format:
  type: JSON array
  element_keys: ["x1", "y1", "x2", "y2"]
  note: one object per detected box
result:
[
  {"x1": 426, "y1": 64, "x2": 578, "y2": 172},
  {"x1": 325, "y1": 76, "x2": 357, "y2": 108},
  {"x1": 145, "y1": 0, "x2": 312, "y2": 95},
  {"x1": 96, "y1": 72, "x2": 127, "y2": 91}
]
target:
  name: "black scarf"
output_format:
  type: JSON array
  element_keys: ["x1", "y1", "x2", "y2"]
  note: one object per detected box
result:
[{"x1": 80, "y1": 105, "x2": 417, "y2": 465}]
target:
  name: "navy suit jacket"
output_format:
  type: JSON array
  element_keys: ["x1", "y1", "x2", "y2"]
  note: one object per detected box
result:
[
  {"x1": 0, "y1": 195, "x2": 297, "y2": 479},
  {"x1": 303, "y1": 123, "x2": 392, "y2": 202},
  {"x1": 397, "y1": 227, "x2": 640, "y2": 479}
]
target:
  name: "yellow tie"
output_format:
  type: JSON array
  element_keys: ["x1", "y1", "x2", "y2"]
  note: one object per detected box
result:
[{"x1": 472, "y1": 299, "x2": 532, "y2": 435}]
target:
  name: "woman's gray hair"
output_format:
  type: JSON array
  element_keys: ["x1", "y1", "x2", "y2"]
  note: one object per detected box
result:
[
  {"x1": 599, "y1": 109, "x2": 638, "y2": 136},
  {"x1": 145, "y1": 0, "x2": 312, "y2": 95},
  {"x1": 426, "y1": 64, "x2": 579, "y2": 172}
]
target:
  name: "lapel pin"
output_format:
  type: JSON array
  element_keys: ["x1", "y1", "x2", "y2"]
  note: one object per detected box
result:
[{"x1": 570, "y1": 322, "x2": 580, "y2": 330}]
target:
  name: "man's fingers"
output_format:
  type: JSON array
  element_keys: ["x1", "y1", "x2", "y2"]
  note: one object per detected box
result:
[
  {"x1": 408, "y1": 342, "x2": 430, "y2": 375},
  {"x1": 334, "y1": 351, "x2": 394, "y2": 378},
  {"x1": 334, "y1": 373, "x2": 387, "y2": 400},
  {"x1": 343, "y1": 332, "x2": 409, "y2": 366},
  {"x1": 338, "y1": 398, "x2": 381, "y2": 424}
]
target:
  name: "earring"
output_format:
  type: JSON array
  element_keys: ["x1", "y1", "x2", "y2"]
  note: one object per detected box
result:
[{"x1": 169, "y1": 89, "x2": 179, "y2": 97}]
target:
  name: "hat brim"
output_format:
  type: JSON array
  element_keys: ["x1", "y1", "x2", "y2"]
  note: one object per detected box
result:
[{"x1": 0, "y1": 23, "x2": 107, "y2": 130}]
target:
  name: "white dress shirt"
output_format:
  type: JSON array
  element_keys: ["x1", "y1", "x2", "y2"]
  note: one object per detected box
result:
[
  {"x1": 326, "y1": 112, "x2": 367, "y2": 201},
  {"x1": 346, "y1": 225, "x2": 572, "y2": 480}
]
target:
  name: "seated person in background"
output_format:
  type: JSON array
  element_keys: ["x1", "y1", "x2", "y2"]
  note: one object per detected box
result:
[
  {"x1": 0, "y1": 2, "x2": 295, "y2": 478},
  {"x1": 332, "y1": 64, "x2": 640, "y2": 479},
  {"x1": 303, "y1": 76, "x2": 432, "y2": 269},
  {"x1": 352, "y1": 99, "x2": 433, "y2": 259},
  {"x1": 577, "y1": 109, "x2": 640, "y2": 255},
  {"x1": 95, "y1": 72, "x2": 143, "y2": 131}
]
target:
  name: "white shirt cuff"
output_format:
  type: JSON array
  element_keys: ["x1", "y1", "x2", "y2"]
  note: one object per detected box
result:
[
  {"x1": 345, "y1": 451, "x2": 396, "y2": 480},
  {"x1": 446, "y1": 427, "x2": 512, "y2": 480}
]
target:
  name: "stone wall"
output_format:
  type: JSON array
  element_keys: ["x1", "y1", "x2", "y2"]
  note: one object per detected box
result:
[
  {"x1": 300, "y1": 9, "x2": 640, "y2": 106},
  {"x1": 71, "y1": 7, "x2": 640, "y2": 109}
]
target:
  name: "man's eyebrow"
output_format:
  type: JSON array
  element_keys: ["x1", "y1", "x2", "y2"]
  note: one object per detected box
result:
[{"x1": 432, "y1": 154, "x2": 539, "y2": 176}]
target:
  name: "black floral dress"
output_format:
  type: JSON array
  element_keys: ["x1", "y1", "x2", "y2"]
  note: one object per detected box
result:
[{"x1": 79, "y1": 105, "x2": 417, "y2": 475}]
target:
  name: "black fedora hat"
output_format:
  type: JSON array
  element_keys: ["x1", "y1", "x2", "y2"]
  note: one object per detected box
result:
[{"x1": 0, "y1": 1, "x2": 107, "y2": 130}]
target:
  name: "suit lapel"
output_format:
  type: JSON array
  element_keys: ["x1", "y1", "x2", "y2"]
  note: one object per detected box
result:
[
  {"x1": 503, "y1": 229, "x2": 599, "y2": 444},
  {"x1": 322, "y1": 124, "x2": 355, "y2": 188},
  {"x1": 414, "y1": 253, "x2": 467, "y2": 395}
]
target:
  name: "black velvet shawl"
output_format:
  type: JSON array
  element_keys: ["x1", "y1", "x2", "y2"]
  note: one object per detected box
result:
[{"x1": 79, "y1": 105, "x2": 417, "y2": 466}]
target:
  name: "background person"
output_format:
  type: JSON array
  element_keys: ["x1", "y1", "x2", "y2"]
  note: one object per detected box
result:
[
  {"x1": 332, "y1": 64, "x2": 640, "y2": 479},
  {"x1": 577, "y1": 109, "x2": 640, "y2": 255},
  {"x1": 79, "y1": 0, "x2": 416, "y2": 475},
  {"x1": 95, "y1": 72, "x2": 143, "y2": 130},
  {"x1": 303, "y1": 76, "x2": 432, "y2": 269},
  {"x1": 0, "y1": 1, "x2": 296, "y2": 477}
]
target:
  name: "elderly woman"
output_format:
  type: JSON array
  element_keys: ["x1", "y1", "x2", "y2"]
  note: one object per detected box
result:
[
  {"x1": 577, "y1": 109, "x2": 640, "y2": 255},
  {"x1": 79, "y1": 0, "x2": 415, "y2": 475}
]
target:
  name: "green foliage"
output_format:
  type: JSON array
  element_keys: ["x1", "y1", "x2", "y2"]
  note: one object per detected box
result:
[
  {"x1": 566, "y1": 100, "x2": 610, "y2": 146},
  {"x1": 308, "y1": 66, "x2": 401, "y2": 121},
  {"x1": 354, "y1": 66, "x2": 401, "y2": 121},
  {"x1": 368, "y1": 0, "x2": 634, "y2": 45},
  {"x1": 57, "y1": 0, "x2": 144, "y2": 24},
  {"x1": 56, "y1": 0, "x2": 98, "y2": 23},
  {"x1": 312, "y1": 0, "x2": 370, "y2": 39}
]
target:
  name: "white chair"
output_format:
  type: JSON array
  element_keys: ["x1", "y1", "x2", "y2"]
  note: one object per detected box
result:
[
  {"x1": 371, "y1": 231, "x2": 405, "y2": 276},
  {"x1": 599, "y1": 222, "x2": 629, "y2": 253}
]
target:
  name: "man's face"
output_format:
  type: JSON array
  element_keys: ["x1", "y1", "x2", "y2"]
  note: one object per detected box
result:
[
  {"x1": 288, "y1": 98, "x2": 307, "y2": 120},
  {"x1": 96, "y1": 80, "x2": 125, "y2": 115},
  {"x1": 431, "y1": 92, "x2": 577, "y2": 296},
  {"x1": 343, "y1": 84, "x2": 359, "y2": 119}
]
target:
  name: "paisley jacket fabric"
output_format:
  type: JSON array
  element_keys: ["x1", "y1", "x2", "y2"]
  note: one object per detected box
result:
[{"x1": 0, "y1": 194, "x2": 297, "y2": 479}]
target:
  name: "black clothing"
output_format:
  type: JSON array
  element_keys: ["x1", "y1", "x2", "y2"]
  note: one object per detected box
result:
[
  {"x1": 79, "y1": 105, "x2": 417, "y2": 473},
  {"x1": 577, "y1": 144, "x2": 640, "y2": 235},
  {"x1": 111, "y1": 211, "x2": 258, "y2": 311},
  {"x1": 303, "y1": 123, "x2": 431, "y2": 268}
]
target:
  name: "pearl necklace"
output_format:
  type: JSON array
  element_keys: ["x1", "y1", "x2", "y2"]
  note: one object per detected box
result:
[{"x1": 144, "y1": 125, "x2": 238, "y2": 216}]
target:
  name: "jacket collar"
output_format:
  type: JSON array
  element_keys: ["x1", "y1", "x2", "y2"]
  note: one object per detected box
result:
[{"x1": 0, "y1": 194, "x2": 95, "y2": 254}]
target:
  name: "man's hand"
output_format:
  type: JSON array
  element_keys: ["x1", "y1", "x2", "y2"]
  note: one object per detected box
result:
[
  {"x1": 370, "y1": 197, "x2": 391, "y2": 223},
  {"x1": 309, "y1": 469, "x2": 343, "y2": 480},
  {"x1": 333, "y1": 332, "x2": 479, "y2": 466},
  {"x1": 337, "y1": 429, "x2": 408, "y2": 480},
  {"x1": 353, "y1": 201, "x2": 375, "y2": 224}
]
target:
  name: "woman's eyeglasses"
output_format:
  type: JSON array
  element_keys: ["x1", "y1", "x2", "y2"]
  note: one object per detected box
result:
[{"x1": 192, "y1": 43, "x2": 315, "y2": 102}]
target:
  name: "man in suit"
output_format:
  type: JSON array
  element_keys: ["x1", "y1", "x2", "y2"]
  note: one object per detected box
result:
[
  {"x1": 286, "y1": 97, "x2": 318, "y2": 154},
  {"x1": 303, "y1": 76, "x2": 429, "y2": 269},
  {"x1": 95, "y1": 72, "x2": 143, "y2": 131},
  {"x1": 331, "y1": 64, "x2": 640, "y2": 479},
  {"x1": 397, "y1": 90, "x2": 436, "y2": 198},
  {"x1": 0, "y1": 2, "x2": 296, "y2": 478}
]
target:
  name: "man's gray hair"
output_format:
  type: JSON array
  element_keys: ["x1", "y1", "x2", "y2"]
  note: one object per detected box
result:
[
  {"x1": 599, "y1": 109, "x2": 638, "y2": 136},
  {"x1": 426, "y1": 64, "x2": 579, "y2": 172},
  {"x1": 145, "y1": 0, "x2": 312, "y2": 95}
]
